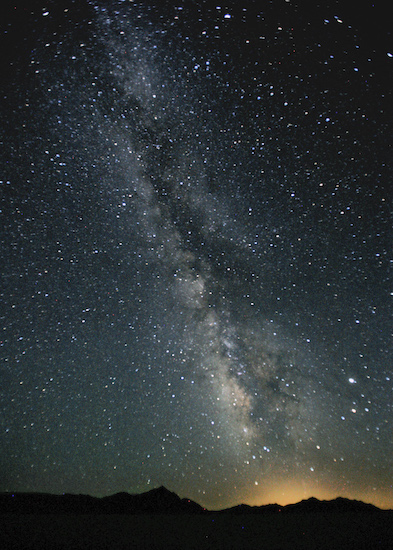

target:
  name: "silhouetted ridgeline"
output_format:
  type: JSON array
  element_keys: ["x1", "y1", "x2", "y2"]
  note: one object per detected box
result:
[
  {"x1": 0, "y1": 486, "x2": 205, "y2": 514},
  {"x1": 221, "y1": 495, "x2": 384, "y2": 515},
  {"x1": 0, "y1": 486, "x2": 389, "y2": 515},
  {"x1": 1, "y1": 487, "x2": 393, "y2": 550}
]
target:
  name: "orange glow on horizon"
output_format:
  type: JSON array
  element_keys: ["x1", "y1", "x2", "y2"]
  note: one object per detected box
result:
[{"x1": 242, "y1": 481, "x2": 393, "y2": 510}]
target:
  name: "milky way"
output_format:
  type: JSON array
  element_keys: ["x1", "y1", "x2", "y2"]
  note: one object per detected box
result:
[{"x1": 1, "y1": 1, "x2": 392, "y2": 509}]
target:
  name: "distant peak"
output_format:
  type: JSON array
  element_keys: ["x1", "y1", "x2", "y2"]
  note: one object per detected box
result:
[{"x1": 150, "y1": 485, "x2": 173, "y2": 494}]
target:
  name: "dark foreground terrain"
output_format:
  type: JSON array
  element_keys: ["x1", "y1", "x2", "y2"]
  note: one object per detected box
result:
[
  {"x1": 2, "y1": 511, "x2": 393, "y2": 550},
  {"x1": 1, "y1": 488, "x2": 392, "y2": 549}
]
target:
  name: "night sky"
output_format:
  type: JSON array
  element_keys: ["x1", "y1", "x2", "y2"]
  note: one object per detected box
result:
[{"x1": 1, "y1": 0, "x2": 392, "y2": 510}]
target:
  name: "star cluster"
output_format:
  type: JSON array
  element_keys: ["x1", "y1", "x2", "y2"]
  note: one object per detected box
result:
[{"x1": 1, "y1": 0, "x2": 392, "y2": 509}]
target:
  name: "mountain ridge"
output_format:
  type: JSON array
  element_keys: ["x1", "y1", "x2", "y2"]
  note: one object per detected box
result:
[{"x1": 0, "y1": 487, "x2": 390, "y2": 515}]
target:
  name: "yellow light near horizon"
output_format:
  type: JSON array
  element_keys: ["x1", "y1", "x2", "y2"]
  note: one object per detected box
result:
[
  {"x1": 245, "y1": 480, "x2": 393, "y2": 510},
  {"x1": 247, "y1": 477, "x2": 341, "y2": 507},
  {"x1": 247, "y1": 480, "x2": 320, "y2": 507}
]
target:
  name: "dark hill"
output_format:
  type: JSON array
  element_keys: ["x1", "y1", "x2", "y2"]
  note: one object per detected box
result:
[
  {"x1": 0, "y1": 488, "x2": 389, "y2": 516},
  {"x1": 0, "y1": 486, "x2": 205, "y2": 515},
  {"x1": 1, "y1": 489, "x2": 392, "y2": 549},
  {"x1": 220, "y1": 502, "x2": 282, "y2": 514},
  {"x1": 100, "y1": 485, "x2": 206, "y2": 514},
  {"x1": 283, "y1": 496, "x2": 381, "y2": 514},
  {"x1": 219, "y1": 496, "x2": 382, "y2": 515}
]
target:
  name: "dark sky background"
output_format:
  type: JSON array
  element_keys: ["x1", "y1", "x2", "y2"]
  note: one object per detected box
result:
[{"x1": 1, "y1": 0, "x2": 392, "y2": 510}]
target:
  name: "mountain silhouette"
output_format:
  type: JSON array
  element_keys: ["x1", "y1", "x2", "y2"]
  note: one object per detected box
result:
[
  {"x1": 0, "y1": 486, "x2": 206, "y2": 515},
  {"x1": 0, "y1": 487, "x2": 388, "y2": 515},
  {"x1": 100, "y1": 485, "x2": 206, "y2": 514},
  {"x1": 283, "y1": 496, "x2": 381, "y2": 514},
  {"x1": 219, "y1": 496, "x2": 382, "y2": 515},
  {"x1": 1, "y1": 489, "x2": 392, "y2": 549}
]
